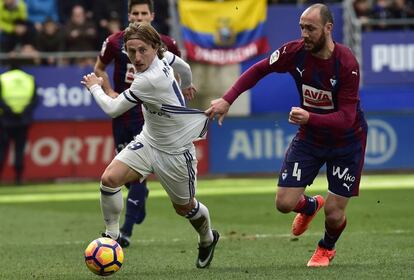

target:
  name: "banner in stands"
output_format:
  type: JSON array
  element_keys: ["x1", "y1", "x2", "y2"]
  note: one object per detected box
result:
[
  {"x1": 209, "y1": 113, "x2": 414, "y2": 174},
  {"x1": 22, "y1": 66, "x2": 109, "y2": 121},
  {"x1": 362, "y1": 31, "x2": 414, "y2": 85},
  {"x1": 1, "y1": 121, "x2": 209, "y2": 183},
  {"x1": 178, "y1": 0, "x2": 270, "y2": 64}
]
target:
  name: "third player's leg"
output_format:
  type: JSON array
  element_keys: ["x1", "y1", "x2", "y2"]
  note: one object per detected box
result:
[{"x1": 324, "y1": 192, "x2": 349, "y2": 228}]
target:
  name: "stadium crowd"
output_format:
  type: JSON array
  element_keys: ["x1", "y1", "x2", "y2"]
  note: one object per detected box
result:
[
  {"x1": 353, "y1": 0, "x2": 414, "y2": 30},
  {"x1": 0, "y1": 0, "x2": 171, "y2": 65},
  {"x1": 1, "y1": 0, "x2": 413, "y2": 66}
]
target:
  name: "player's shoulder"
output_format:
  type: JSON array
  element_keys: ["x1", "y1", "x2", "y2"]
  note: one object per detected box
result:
[
  {"x1": 160, "y1": 34, "x2": 181, "y2": 57},
  {"x1": 334, "y1": 42, "x2": 359, "y2": 69},
  {"x1": 106, "y1": 31, "x2": 125, "y2": 45},
  {"x1": 269, "y1": 39, "x2": 303, "y2": 65},
  {"x1": 160, "y1": 34, "x2": 173, "y2": 43},
  {"x1": 282, "y1": 39, "x2": 304, "y2": 52}
]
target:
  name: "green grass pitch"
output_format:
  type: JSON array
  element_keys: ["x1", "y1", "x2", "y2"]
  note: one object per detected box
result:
[{"x1": 0, "y1": 174, "x2": 413, "y2": 279}]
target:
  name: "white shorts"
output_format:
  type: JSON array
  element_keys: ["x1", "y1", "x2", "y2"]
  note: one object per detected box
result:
[{"x1": 115, "y1": 135, "x2": 197, "y2": 205}]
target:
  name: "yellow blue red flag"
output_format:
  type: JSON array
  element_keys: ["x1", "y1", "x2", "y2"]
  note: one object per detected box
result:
[{"x1": 178, "y1": 0, "x2": 270, "y2": 65}]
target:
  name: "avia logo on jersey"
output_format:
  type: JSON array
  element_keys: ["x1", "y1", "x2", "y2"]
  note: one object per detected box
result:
[{"x1": 302, "y1": 84, "x2": 334, "y2": 110}]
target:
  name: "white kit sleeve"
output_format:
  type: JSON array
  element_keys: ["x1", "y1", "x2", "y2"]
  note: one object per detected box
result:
[
  {"x1": 164, "y1": 51, "x2": 192, "y2": 89},
  {"x1": 89, "y1": 84, "x2": 137, "y2": 118}
]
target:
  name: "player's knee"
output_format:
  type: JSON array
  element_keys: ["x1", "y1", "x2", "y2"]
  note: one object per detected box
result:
[
  {"x1": 173, "y1": 204, "x2": 192, "y2": 216},
  {"x1": 101, "y1": 172, "x2": 119, "y2": 189},
  {"x1": 275, "y1": 195, "x2": 294, "y2": 213},
  {"x1": 173, "y1": 200, "x2": 196, "y2": 217}
]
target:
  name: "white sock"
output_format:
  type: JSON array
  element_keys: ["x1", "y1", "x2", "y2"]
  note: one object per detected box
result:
[
  {"x1": 188, "y1": 201, "x2": 214, "y2": 246},
  {"x1": 100, "y1": 183, "x2": 123, "y2": 239}
]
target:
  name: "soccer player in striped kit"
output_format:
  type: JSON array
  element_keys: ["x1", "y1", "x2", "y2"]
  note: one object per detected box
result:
[
  {"x1": 94, "y1": 0, "x2": 194, "y2": 248},
  {"x1": 83, "y1": 22, "x2": 219, "y2": 269},
  {"x1": 207, "y1": 3, "x2": 367, "y2": 267}
]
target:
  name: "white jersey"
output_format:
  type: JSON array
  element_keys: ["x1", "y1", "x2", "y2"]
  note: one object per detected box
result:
[{"x1": 123, "y1": 56, "x2": 208, "y2": 154}]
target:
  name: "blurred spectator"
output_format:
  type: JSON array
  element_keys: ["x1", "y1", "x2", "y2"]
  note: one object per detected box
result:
[
  {"x1": 25, "y1": 0, "x2": 59, "y2": 32},
  {"x1": 2, "y1": 19, "x2": 39, "y2": 65},
  {"x1": 35, "y1": 18, "x2": 64, "y2": 65},
  {"x1": 371, "y1": 0, "x2": 395, "y2": 29},
  {"x1": 0, "y1": 60, "x2": 38, "y2": 185},
  {"x1": 153, "y1": 0, "x2": 171, "y2": 34},
  {"x1": 107, "y1": 17, "x2": 122, "y2": 34},
  {"x1": 353, "y1": 0, "x2": 372, "y2": 29},
  {"x1": 0, "y1": 0, "x2": 28, "y2": 49},
  {"x1": 391, "y1": 0, "x2": 414, "y2": 28},
  {"x1": 92, "y1": 0, "x2": 124, "y2": 48},
  {"x1": 94, "y1": 16, "x2": 122, "y2": 49},
  {"x1": 58, "y1": 0, "x2": 93, "y2": 25},
  {"x1": 64, "y1": 5, "x2": 97, "y2": 66}
]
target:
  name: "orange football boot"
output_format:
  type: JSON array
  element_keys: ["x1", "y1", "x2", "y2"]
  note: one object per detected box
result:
[
  {"x1": 307, "y1": 245, "x2": 336, "y2": 267},
  {"x1": 292, "y1": 195, "x2": 325, "y2": 236}
]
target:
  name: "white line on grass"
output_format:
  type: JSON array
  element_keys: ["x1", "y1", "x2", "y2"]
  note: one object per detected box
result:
[{"x1": 0, "y1": 177, "x2": 413, "y2": 204}]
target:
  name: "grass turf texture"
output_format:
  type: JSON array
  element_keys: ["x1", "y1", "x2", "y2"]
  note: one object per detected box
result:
[{"x1": 0, "y1": 174, "x2": 413, "y2": 279}]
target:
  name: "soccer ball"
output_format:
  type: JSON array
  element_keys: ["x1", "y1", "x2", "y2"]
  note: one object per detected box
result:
[{"x1": 84, "y1": 237, "x2": 124, "y2": 276}]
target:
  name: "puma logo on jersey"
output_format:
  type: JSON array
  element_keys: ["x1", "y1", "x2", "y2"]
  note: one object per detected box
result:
[
  {"x1": 302, "y1": 84, "x2": 334, "y2": 109},
  {"x1": 128, "y1": 198, "x2": 140, "y2": 206},
  {"x1": 352, "y1": 70, "x2": 358, "y2": 76},
  {"x1": 296, "y1": 67, "x2": 305, "y2": 77}
]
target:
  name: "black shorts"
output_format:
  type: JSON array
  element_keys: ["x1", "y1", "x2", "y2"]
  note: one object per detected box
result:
[{"x1": 278, "y1": 136, "x2": 367, "y2": 197}]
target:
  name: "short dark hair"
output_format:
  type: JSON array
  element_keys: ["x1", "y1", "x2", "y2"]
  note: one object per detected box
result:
[{"x1": 128, "y1": 0, "x2": 154, "y2": 13}]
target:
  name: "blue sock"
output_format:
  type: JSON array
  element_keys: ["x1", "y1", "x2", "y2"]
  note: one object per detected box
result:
[{"x1": 121, "y1": 180, "x2": 148, "y2": 236}]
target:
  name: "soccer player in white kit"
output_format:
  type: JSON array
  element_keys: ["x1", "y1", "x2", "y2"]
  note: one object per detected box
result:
[{"x1": 81, "y1": 22, "x2": 219, "y2": 269}]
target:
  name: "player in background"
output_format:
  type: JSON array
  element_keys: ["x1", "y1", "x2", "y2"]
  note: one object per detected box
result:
[
  {"x1": 83, "y1": 22, "x2": 219, "y2": 269},
  {"x1": 206, "y1": 3, "x2": 367, "y2": 267},
  {"x1": 94, "y1": 0, "x2": 194, "y2": 248}
]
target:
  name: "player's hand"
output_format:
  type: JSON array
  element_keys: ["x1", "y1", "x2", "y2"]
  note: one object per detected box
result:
[
  {"x1": 288, "y1": 106, "x2": 309, "y2": 125},
  {"x1": 182, "y1": 84, "x2": 197, "y2": 101},
  {"x1": 81, "y1": 73, "x2": 103, "y2": 89},
  {"x1": 205, "y1": 98, "x2": 230, "y2": 126}
]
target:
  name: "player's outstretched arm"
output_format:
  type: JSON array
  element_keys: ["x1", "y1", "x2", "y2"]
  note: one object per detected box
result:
[
  {"x1": 205, "y1": 98, "x2": 230, "y2": 126},
  {"x1": 81, "y1": 73, "x2": 134, "y2": 118}
]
